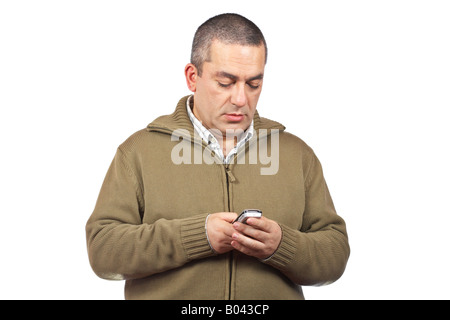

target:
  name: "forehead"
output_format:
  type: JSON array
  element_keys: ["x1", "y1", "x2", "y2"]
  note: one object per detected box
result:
[{"x1": 205, "y1": 40, "x2": 265, "y2": 77}]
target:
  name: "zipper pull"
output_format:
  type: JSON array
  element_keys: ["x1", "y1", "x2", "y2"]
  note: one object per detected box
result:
[{"x1": 225, "y1": 167, "x2": 236, "y2": 183}]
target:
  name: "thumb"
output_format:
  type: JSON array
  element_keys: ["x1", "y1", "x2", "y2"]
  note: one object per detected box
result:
[{"x1": 219, "y1": 212, "x2": 238, "y2": 223}]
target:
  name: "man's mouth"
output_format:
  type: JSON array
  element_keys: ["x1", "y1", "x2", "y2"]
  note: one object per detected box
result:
[{"x1": 224, "y1": 113, "x2": 245, "y2": 122}]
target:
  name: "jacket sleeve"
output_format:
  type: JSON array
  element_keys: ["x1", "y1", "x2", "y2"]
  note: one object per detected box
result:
[
  {"x1": 85, "y1": 147, "x2": 214, "y2": 281},
  {"x1": 263, "y1": 152, "x2": 350, "y2": 286}
]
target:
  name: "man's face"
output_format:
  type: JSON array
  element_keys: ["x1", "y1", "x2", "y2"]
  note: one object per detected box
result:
[{"x1": 186, "y1": 40, "x2": 266, "y2": 136}]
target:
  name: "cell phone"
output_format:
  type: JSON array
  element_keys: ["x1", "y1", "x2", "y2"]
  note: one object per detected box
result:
[{"x1": 233, "y1": 209, "x2": 262, "y2": 224}]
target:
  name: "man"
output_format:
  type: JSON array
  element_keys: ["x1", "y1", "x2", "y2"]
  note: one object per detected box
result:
[{"x1": 86, "y1": 13, "x2": 350, "y2": 300}]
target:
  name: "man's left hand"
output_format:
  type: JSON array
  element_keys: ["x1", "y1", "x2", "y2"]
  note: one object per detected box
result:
[{"x1": 231, "y1": 216, "x2": 282, "y2": 260}]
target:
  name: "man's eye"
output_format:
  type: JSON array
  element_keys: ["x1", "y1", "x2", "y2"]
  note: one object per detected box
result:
[
  {"x1": 247, "y1": 83, "x2": 260, "y2": 89},
  {"x1": 218, "y1": 82, "x2": 232, "y2": 88}
]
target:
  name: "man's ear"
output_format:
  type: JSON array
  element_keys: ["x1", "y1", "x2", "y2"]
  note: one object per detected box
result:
[{"x1": 185, "y1": 63, "x2": 198, "y2": 92}]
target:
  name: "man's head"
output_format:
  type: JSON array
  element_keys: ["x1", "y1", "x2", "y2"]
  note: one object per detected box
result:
[
  {"x1": 190, "y1": 13, "x2": 267, "y2": 77},
  {"x1": 185, "y1": 13, "x2": 267, "y2": 136}
]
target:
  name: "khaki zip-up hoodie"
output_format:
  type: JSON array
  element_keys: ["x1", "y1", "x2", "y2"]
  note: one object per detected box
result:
[{"x1": 86, "y1": 96, "x2": 350, "y2": 300}]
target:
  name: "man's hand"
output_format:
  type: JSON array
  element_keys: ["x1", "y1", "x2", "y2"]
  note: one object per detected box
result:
[
  {"x1": 231, "y1": 217, "x2": 282, "y2": 260},
  {"x1": 206, "y1": 212, "x2": 238, "y2": 254}
]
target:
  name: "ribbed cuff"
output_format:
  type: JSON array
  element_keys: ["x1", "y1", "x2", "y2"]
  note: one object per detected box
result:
[
  {"x1": 181, "y1": 213, "x2": 215, "y2": 260},
  {"x1": 262, "y1": 224, "x2": 297, "y2": 269}
]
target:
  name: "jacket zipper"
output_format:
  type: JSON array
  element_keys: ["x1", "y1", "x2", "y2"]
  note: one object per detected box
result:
[
  {"x1": 223, "y1": 139, "x2": 259, "y2": 300},
  {"x1": 224, "y1": 164, "x2": 233, "y2": 300}
]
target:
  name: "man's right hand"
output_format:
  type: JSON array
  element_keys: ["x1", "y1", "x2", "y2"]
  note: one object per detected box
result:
[{"x1": 206, "y1": 212, "x2": 238, "y2": 254}]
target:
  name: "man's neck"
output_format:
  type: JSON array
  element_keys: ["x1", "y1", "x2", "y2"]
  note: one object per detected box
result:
[
  {"x1": 215, "y1": 133, "x2": 239, "y2": 158},
  {"x1": 188, "y1": 95, "x2": 253, "y2": 159}
]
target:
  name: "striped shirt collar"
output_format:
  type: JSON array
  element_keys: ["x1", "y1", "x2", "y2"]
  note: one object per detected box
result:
[{"x1": 186, "y1": 95, "x2": 254, "y2": 164}]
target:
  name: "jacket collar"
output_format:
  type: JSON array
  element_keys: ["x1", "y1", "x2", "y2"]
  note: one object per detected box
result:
[{"x1": 146, "y1": 95, "x2": 286, "y2": 136}]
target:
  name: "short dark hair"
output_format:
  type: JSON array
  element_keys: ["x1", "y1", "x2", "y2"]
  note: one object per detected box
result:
[{"x1": 191, "y1": 13, "x2": 268, "y2": 76}]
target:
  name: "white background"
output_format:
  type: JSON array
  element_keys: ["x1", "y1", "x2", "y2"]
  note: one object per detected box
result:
[{"x1": 1, "y1": 0, "x2": 449, "y2": 300}]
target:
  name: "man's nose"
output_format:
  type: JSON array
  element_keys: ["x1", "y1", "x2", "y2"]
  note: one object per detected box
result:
[{"x1": 230, "y1": 83, "x2": 247, "y2": 108}]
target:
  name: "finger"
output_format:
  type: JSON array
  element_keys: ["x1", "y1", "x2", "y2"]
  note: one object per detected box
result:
[
  {"x1": 206, "y1": 213, "x2": 239, "y2": 248},
  {"x1": 245, "y1": 216, "x2": 270, "y2": 231},
  {"x1": 233, "y1": 221, "x2": 268, "y2": 242},
  {"x1": 231, "y1": 240, "x2": 253, "y2": 256},
  {"x1": 220, "y1": 212, "x2": 239, "y2": 223},
  {"x1": 231, "y1": 234, "x2": 267, "y2": 259},
  {"x1": 223, "y1": 222, "x2": 238, "y2": 237},
  {"x1": 231, "y1": 231, "x2": 264, "y2": 250}
]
